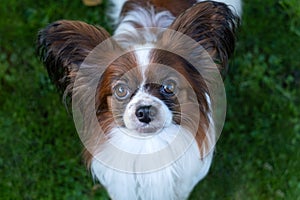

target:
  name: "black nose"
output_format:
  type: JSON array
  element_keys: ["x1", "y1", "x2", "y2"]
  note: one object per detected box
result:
[{"x1": 135, "y1": 106, "x2": 157, "y2": 124}]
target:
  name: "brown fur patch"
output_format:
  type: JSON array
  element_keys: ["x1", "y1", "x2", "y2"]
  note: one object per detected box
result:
[
  {"x1": 149, "y1": 49, "x2": 211, "y2": 157},
  {"x1": 169, "y1": 1, "x2": 238, "y2": 77},
  {"x1": 82, "y1": 51, "x2": 141, "y2": 167},
  {"x1": 37, "y1": 20, "x2": 111, "y2": 94}
]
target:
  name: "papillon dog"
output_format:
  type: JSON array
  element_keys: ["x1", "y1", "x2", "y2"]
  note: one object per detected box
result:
[{"x1": 37, "y1": 0, "x2": 241, "y2": 199}]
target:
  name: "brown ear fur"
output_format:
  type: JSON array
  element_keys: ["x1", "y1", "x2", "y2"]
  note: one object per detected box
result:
[
  {"x1": 169, "y1": 1, "x2": 239, "y2": 77},
  {"x1": 37, "y1": 20, "x2": 111, "y2": 95}
]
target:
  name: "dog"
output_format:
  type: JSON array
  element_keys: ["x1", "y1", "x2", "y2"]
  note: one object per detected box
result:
[{"x1": 37, "y1": 0, "x2": 241, "y2": 199}]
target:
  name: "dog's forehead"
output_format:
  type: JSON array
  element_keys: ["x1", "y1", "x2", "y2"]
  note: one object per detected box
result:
[
  {"x1": 109, "y1": 47, "x2": 191, "y2": 91},
  {"x1": 133, "y1": 47, "x2": 187, "y2": 83}
]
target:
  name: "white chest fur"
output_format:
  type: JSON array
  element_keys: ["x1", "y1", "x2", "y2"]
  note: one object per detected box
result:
[{"x1": 91, "y1": 126, "x2": 213, "y2": 200}]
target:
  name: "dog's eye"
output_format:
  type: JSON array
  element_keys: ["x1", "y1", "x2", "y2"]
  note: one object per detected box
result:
[
  {"x1": 114, "y1": 84, "x2": 130, "y2": 100},
  {"x1": 161, "y1": 80, "x2": 176, "y2": 96}
]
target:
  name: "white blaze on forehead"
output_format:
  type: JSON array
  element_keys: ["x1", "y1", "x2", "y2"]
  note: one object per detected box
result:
[{"x1": 133, "y1": 45, "x2": 154, "y2": 81}]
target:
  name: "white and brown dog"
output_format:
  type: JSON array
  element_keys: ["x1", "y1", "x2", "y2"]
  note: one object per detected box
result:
[{"x1": 38, "y1": 0, "x2": 241, "y2": 199}]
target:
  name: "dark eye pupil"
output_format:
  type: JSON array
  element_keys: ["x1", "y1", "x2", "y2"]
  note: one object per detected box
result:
[
  {"x1": 115, "y1": 84, "x2": 129, "y2": 99},
  {"x1": 164, "y1": 84, "x2": 173, "y2": 93},
  {"x1": 163, "y1": 81, "x2": 175, "y2": 94},
  {"x1": 118, "y1": 86, "x2": 124, "y2": 94},
  {"x1": 117, "y1": 86, "x2": 126, "y2": 96}
]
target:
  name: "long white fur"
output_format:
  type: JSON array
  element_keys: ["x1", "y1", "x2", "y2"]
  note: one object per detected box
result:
[
  {"x1": 115, "y1": 6, "x2": 174, "y2": 34},
  {"x1": 113, "y1": 5, "x2": 174, "y2": 47},
  {"x1": 91, "y1": 126, "x2": 214, "y2": 200}
]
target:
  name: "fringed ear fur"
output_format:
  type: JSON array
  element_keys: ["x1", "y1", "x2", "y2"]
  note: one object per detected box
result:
[
  {"x1": 37, "y1": 20, "x2": 111, "y2": 95},
  {"x1": 169, "y1": 1, "x2": 239, "y2": 78}
]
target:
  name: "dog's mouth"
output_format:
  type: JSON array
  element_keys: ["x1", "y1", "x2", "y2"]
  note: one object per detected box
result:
[
  {"x1": 116, "y1": 123, "x2": 165, "y2": 139},
  {"x1": 133, "y1": 123, "x2": 165, "y2": 135},
  {"x1": 122, "y1": 113, "x2": 169, "y2": 137}
]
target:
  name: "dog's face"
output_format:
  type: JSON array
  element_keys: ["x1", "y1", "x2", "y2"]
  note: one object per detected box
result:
[
  {"x1": 111, "y1": 77, "x2": 175, "y2": 135},
  {"x1": 96, "y1": 48, "x2": 209, "y2": 138}
]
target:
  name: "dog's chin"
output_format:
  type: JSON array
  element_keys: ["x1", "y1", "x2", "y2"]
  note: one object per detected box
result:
[{"x1": 124, "y1": 123, "x2": 166, "y2": 137}]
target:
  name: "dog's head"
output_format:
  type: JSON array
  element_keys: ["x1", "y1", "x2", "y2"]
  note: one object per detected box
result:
[{"x1": 37, "y1": 1, "x2": 238, "y2": 168}]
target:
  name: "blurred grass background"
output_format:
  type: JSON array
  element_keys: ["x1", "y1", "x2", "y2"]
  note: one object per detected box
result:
[{"x1": 0, "y1": 0, "x2": 299, "y2": 199}]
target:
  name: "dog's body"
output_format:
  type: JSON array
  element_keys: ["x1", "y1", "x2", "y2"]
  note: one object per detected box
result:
[{"x1": 38, "y1": 1, "x2": 241, "y2": 199}]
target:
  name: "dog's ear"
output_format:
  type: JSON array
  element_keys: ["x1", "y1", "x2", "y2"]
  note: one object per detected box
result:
[
  {"x1": 169, "y1": 1, "x2": 239, "y2": 77},
  {"x1": 37, "y1": 20, "x2": 111, "y2": 94}
]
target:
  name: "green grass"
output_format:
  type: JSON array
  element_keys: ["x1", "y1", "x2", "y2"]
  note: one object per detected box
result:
[{"x1": 0, "y1": 0, "x2": 299, "y2": 199}]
